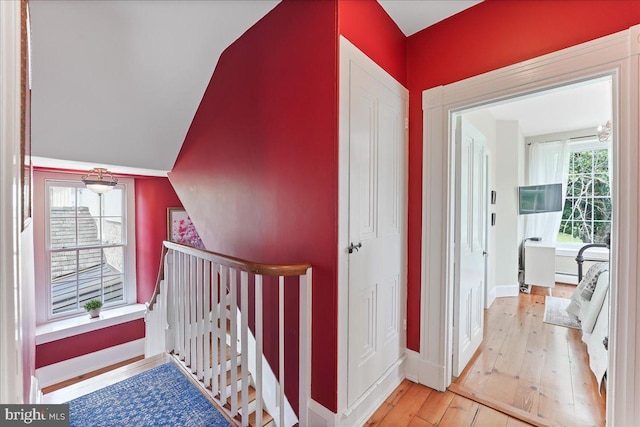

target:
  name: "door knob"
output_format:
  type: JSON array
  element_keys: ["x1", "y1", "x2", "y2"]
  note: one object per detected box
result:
[{"x1": 348, "y1": 242, "x2": 363, "y2": 254}]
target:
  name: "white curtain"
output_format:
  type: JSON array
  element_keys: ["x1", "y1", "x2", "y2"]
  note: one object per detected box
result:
[{"x1": 525, "y1": 140, "x2": 570, "y2": 243}]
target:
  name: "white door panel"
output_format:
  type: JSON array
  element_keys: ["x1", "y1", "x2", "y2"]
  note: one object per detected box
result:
[
  {"x1": 453, "y1": 117, "x2": 487, "y2": 377},
  {"x1": 347, "y1": 62, "x2": 406, "y2": 406}
]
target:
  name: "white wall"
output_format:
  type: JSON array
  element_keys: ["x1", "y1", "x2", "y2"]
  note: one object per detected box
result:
[
  {"x1": 464, "y1": 110, "x2": 497, "y2": 307},
  {"x1": 493, "y1": 120, "x2": 523, "y2": 296},
  {"x1": 29, "y1": 0, "x2": 279, "y2": 172}
]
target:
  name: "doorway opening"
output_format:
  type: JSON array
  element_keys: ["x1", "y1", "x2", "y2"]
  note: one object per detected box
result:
[{"x1": 450, "y1": 75, "x2": 613, "y2": 426}]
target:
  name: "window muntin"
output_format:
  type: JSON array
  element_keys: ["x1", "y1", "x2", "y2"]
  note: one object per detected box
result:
[
  {"x1": 47, "y1": 182, "x2": 127, "y2": 316},
  {"x1": 559, "y1": 148, "x2": 611, "y2": 244}
]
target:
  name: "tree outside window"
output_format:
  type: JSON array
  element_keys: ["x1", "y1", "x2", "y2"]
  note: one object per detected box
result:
[{"x1": 558, "y1": 149, "x2": 611, "y2": 244}]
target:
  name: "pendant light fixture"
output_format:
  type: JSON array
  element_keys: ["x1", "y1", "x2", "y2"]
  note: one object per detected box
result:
[{"x1": 81, "y1": 168, "x2": 118, "y2": 194}]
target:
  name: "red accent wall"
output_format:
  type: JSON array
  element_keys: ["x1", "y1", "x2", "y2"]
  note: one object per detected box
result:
[
  {"x1": 35, "y1": 320, "x2": 144, "y2": 368},
  {"x1": 404, "y1": 0, "x2": 640, "y2": 350},
  {"x1": 169, "y1": 0, "x2": 339, "y2": 412},
  {"x1": 338, "y1": 0, "x2": 407, "y2": 86},
  {"x1": 135, "y1": 177, "x2": 183, "y2": 303}
]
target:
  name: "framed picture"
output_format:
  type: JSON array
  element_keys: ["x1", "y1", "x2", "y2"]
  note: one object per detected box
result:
[{"x1": 167, "y1": 207, "x2": 205, "y2": 249}]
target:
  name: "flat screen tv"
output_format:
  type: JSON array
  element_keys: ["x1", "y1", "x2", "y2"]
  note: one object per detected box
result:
[{"x1": 518, "y1": 183, "x2": 563, "y2": 215}]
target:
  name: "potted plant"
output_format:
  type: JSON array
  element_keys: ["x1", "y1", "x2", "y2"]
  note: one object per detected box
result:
[{"x1": 84, "y1": 299, "x2": 103, "y2": 318}]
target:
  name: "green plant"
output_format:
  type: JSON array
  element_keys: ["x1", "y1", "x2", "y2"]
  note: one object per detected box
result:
[{"x1": 84, "y1": 299, "x2": 103, "y2": 311}]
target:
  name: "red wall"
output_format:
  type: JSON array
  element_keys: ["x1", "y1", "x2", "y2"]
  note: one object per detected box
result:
[
  {"x1": 338, "y1": 0, "x2": 407, "y2": 86},
  {"x1": 404, "y1": 0, "x2": 640, "y2": 350},
  {"x1": 135, "y1": 177, "x2": 183, "y2": 303},
  {"x1": 35, "y1": 175, "x2": 182, "y2": 368},
  {"x1": 169, "y1": 0, "x2": 339, "y2": 412},
  {"x1": 35, "y1": 320, "x2": 144, "y2": 368}
]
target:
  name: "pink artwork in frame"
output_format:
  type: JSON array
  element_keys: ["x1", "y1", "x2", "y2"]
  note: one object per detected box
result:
[{"x1": 167, "y1": 207, "x2": 205, "y2": 249}]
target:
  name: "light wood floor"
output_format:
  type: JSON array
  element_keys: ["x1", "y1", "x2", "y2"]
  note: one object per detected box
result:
[
  {"x1": 365, "y1": 379, "x2": 534, "y2": 427},
  {"x1": 42, "y1": 353, "x2": 169, "y2": 404},
  {"x1": 44, "y1": 285, "x2": 604, "y2": 426},
  {"x1": 367, "y1": 284, "x2": 606, "y2": 427}
]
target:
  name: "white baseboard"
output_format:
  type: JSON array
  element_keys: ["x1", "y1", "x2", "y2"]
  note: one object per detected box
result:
[
  {"x1": 341, "y1": 357, "x2": 405, "y2": 427},
  {"x1": 30, "y1": 376, "x2": 41, "y2": 404},
  {"x1": 308, "y1": 399, "x2": 338, "y2": 427},
  {"x1": 404, "y1": 349, "x2": 421, "y2": 383},
  {"x1": 485, "y1": 286, "x2": 497, "y2": 309},
  {"x1": 495, "y1": 283, "x2": 520, "y2": 298},
  {"x1": 406, "y1": 350, "x2": 448, "y2": 392},
  {"x1": 556, "y1": 273, "x2": 578, "y2": 285},
  {"x1": 307, "y1": 357, "x2": 405, "y2": 427},
  {"x1": 35, "y1": 338, "x2": 145, "y2": 389}
]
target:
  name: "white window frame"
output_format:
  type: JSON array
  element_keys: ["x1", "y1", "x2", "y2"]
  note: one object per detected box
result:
[
  {"x1": 34, "y1": 171, "x2": 137, "y2": 325},
  {"x1": 557, "y1": 139, "x2": 611, "y2": 250}
]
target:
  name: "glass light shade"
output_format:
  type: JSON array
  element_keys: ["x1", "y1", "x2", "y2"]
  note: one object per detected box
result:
[
  {"x1": 81, "y1": 168, "x2": 118, "y2": 194},
  {"x1": 84, "y1": 181, "x2": 116, "y2": 194}
]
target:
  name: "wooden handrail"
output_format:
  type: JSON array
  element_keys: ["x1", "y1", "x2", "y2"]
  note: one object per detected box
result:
[
  {"x1": 162, "y1": 240, "x2": 312, "y2": 277},
  {"x1": 147, "y1": 241, "x2": 312, "y2": 310},
  {"x1": 146, "y1": 244, "x2": 169, "y2": 310}
]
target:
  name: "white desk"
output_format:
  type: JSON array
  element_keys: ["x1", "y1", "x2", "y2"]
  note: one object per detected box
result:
[{"x1": 524, "y1": 241, "x2": 556, "y2": 288}]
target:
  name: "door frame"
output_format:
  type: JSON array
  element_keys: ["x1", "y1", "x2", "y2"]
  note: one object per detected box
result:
[
  {"x1": 336, "y1": 36, "x2": 409, "y2": 424},
  {"x1": 417, "y1": 25, "x2": 639, "y2": 426},
  {"x1": 0, "y1": 0, "x2": 25, "y2": 404}
]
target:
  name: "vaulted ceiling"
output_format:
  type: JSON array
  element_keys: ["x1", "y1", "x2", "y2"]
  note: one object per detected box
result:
[
  {"x1": 30, "y1": 0, "x2": 484, "y2": 175},
  {"x1": 29, "y1": 0, "x2": 280, "y2": 174},
  {"x1": 31, "y1": 1, "x2": 608, "y2": 176}
]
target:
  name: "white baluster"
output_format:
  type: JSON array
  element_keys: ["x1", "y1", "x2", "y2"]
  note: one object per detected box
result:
[
  {"x1": 230, "y1": 269, "x2": 238, "y2": 416},
  {"x1": 219, "y1": 266, "x2": 228, "y2": 404},
  {"x1": 299, "y1": 270, "x2": 312, "y2": 427},
  {"x1": 172, "y1": 250, "x2": 178, "y2": 356},
  {"x1": 278, "y1": 275, "x2": 285, "y2": 427},
  {"x1": 240, "y1": 271, "x2": 249, "y2": 426},
  {"x1": 190, "y1": 255, "x2": 197, "y2": 371},
  {"x1": 197, "y1": 257, "x2": 204, "y2": 379},
  {"x1": 180, "y1": 252, "x2": 187, "y2": 361},
  {"x1": 165, "y1": 251, "x2": 174, "y2": 354},
  {"x1": 211, "y1": 263, "x2": 220, "y2": 398},
  {"x1": 255, "y1": 275, "x2": 263, "y2": 427},
  {"x1": 204, "y1": 260, "x2": 211, "y2": 388}
]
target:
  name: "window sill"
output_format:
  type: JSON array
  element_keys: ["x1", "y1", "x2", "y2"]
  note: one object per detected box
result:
[
  {"x1": 35, "y1": 304, "x2": 146, "y2": 345},
  {"x1": 555, "y1": 245, "x2": 609, "y2": 259}
]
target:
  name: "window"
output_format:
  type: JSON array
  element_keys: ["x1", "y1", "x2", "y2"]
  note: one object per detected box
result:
[
  {"x1": 43, "y1": 178, "x2": 136, "y2": 319},
  {"x1": 558, "y1": 147, "x2": 611, "y2": 244}
]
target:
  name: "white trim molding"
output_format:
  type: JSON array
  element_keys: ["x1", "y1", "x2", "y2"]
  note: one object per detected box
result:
[
  {"x1": 36, "y1": 303, "x2": 146, "y2": 345},
  {"x1": 421, "y1": 24, "x2": 640, "y2": 426},
  {"x1": 306, "y1": 358, "x2": 405, "y2": 427},
  {"x1": 494, "y1": 284, "x2": 519, "y2": 298},
  {"x1": 485, "y1": 285, "x2": 497, "y2": 309},
  {"x1": 0, "y1": 0, "x2": 25, "y2": 404},
  {"x1": 35, "y1": 338, "x2": 145, "y2": 389},
  {"x1": 33, "y1": 170, "x2": 138, "y2": 325}
]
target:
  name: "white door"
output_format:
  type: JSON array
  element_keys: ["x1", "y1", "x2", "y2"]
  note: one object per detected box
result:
[
  {"x1": 347, "y1": 61, "x2": 407, "y2": 405},
  {"x1": 453, "y1": 117, "x2": 487, "y2": 376}
]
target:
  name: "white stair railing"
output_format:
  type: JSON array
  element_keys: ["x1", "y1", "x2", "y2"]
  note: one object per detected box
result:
[{"x1": 145, "y1": 241, "x2": 312, "y2": 427}]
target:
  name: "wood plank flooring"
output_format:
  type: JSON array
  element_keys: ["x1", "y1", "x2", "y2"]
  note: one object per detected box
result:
[
  {"x1": 365, "y1": 380, "x2": 533, "y2": 427},
  {"x1": 41, "y1": 355, "x2": 145, "y2": 394},
  {"x1": 368, "y1": 285, "x2": 606, "y2": 427},
  {"x1": 42, "y1": 353, "x2": 169, "y2": 404}
]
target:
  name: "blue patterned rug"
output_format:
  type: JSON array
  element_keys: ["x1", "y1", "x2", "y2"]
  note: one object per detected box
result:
[{"x1": 69, "y1": 362, "x2": 231, "y2": 427}]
